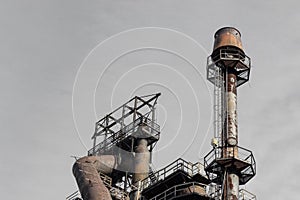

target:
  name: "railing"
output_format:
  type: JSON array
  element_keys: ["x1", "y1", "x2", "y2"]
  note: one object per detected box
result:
[
  {"x1": 141, "y1": 182, "x2": 208, "y2": 200},
  {"x1": 140, "y1": 158, "x2": 206, "y2": 191},
  {"x1": 66, "y1": 191, "x2": 81, "y2": 200},
  {"x1": 88, "y1": 116, "x2": 160, "y2": 155},
  {"x1": 100, "y1": 169, "x2": 129, "y2": 199},
  {"x1": 207, "y1": 183, "x2": 222, "y2": 200},
  {"x1": 93, "y1": 93, "x2": 160, "y2": 139},
  {"x1": 239, "y1": 189, "x2": 256, "y2": 200},
  {"x1": 207, "y1": 48, "x2": 251, "y2": 87},
  {"x1": 66, "y1": 172, "x2": 129, "y2": 200},
  {"x1": 204, "y1": 146, "x2": 256, "y2": 184},
  {"x1": 209, "y1": 48, "x2": 251, "y2": 68},
  {"x1": 207, "y1": 185, "x2": 256, "y2": 200},
  {"x1": 109, "y1": 186, "x2": 129, "y2": 200},
  {"x1": 100, "y1": 172, "x2": 112, "y2": 187},
  {"x1": 204, "y1": 146, "x2": 255, "y2": 169}
]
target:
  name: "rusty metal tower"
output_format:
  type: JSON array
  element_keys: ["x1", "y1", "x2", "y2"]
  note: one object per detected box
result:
[
  {"x1": 204, "y1": 27, "x2": 256, "y2": 200},
  {"x1": 67, "y1": 28, "x2": 257, "y2": 200}
]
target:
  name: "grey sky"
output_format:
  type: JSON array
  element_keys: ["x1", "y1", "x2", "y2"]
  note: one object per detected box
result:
[{"x1": 0, "y1": 1, "x2": 299, "y2": 199}]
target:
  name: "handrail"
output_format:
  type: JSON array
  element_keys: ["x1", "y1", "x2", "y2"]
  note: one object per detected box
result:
[
  {"x1": 209, "y1": 48, "x2": 251, "y2": 67},
  {"x1": 67, "y1": 182, "x2": 129, "y2": 200},
  {"x1": 204, "y1": 146, "x2": 255, "y2": 168},
  {"x1": 88, "y1": 116, "x2": 160, "y2": 155},
  {"x1": 140, "y1": 158, "x2": 206, "y2": 191},
  {"x1": 148, "y1": 182, "x2": 208, "y2": 200},
  {"x1": 204, "y1": 146, "x2": 256, "y2": 184},
  {"x1": 66, "y1": 191, "x2": 81, "y2": 200},
  {"x1": 93, "y1": 93, "x2": 160, "y2": 139},
  {"x1": 239, "y1": 189, "x2": 256, "y2": 200}
]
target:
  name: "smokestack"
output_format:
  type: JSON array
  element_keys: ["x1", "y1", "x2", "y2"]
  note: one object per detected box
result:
[
  {"x1": 204, "y1": 27, "x2": 256, "y2": 200},
  {"x1": 214, "y1": 26, "x2": 241, "y2": 200}
]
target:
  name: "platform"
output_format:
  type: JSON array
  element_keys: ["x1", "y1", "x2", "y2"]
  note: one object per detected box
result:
[
  {"x1": 204, "y1": 146, "x2": 256, "y2": 185},
  {"x1": 140, "y1": 158, "x2": 209, "y2": 200}
]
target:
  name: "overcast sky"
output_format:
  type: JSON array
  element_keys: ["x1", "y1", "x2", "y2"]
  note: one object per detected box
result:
[{"x1": 1, "y1": 1, "x2": 300, "y2": 200}]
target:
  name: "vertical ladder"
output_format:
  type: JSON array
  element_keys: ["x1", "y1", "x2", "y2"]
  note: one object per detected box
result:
[{"x1": 213, "y1": 67, "x2": 225, "y2": 147}]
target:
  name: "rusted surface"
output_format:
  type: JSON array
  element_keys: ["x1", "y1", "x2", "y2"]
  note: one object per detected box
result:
[
  {"x1": 206, "y1": 27, "x2": 256, "y2": 200},
  {"x1": 73, "y1": 156, "x2": 113, "y2": 200},
  {"x1": 213, "y1": 27, "x2": 244, "y2": 52},
  {"x1": 180, "y1": 184, "x2": 207, "y2": 196},
  {"x1": 73, "y1": 155, "x2": 133, "y2": 200},
  {"x1": 77, "y1": 155, "x2": 116, "y2": 175},
  {"x1": 226, "y1": 173, "x2": 239, "y2": 200},
  {"x1": 226, "y1": 73, "x2": 238, "y2": 147},
  {"x1": 224, "y1": 53, "x2": 239, "y2": 200}
]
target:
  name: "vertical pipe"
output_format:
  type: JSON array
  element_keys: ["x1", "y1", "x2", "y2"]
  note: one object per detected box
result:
[
  {"x1": 226, "y1": 171, "x2": 239, "y2": 200},
  {"x1": 225, "y1": 72, "x2": 239, "y2": 200},
  {"x1": 226, "y1": 73, "x2": 238, "y2": 147},
  {"x1": 133, "y1": 139, "x2": 150, "y2": 185},
  {"x1": 152, "y1": 101, "x2": 156, "y2": 122},
  {"x1": 131, "y1": 139, "x2": 150, "y2": 200}
]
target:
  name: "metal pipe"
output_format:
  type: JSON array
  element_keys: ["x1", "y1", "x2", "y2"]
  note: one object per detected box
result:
[
  {"x1": 72, "y1": 156, "x2": 115, "y2": 200},
  {"x1": 73, "y1": 155, "x2": 133, "y2": 200},
  {"x1": 226, "y1": 73, "x2": 238, "y2": 147},
  {"x1": 225, "y1": 171, "x2": 239, "y2": 200},
  {"x1": 131, "y1": 139, "x2": 150, "y2": 200},
  {"x1": 133, "y1": 139, "x2": 150, "y2": 185},
  {"x1": 225, "y1": 73, "x2": 239, "y2": 200}
]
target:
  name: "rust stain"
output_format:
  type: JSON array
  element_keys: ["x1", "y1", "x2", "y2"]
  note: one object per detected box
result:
[
  {"x1": 232, "y1": 195, "x2": 238, "y2": 200},
  {"x1": 228, "y1": 176, "x2": 233, "y2": 190},
  {"x1": 213, "y1": 27, "x2": 244, "y2": 52}
]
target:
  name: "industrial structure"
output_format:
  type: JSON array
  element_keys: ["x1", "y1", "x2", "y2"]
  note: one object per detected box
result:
[{"x1": 67, "y1": 27, "x2": 256, "y2": 200}]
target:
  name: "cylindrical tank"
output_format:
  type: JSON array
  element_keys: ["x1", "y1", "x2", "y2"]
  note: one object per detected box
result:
[{"x1": 213, "y1": 27, "x2": 244, "y2": 52}]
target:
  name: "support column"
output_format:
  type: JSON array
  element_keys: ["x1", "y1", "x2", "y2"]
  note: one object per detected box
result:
[
  {"x1": 133, "y1": 139, "x2": 150, "y2": 185},
  {"x1": 131, "y1": 139, "x2": 150, "y2": 200}
]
